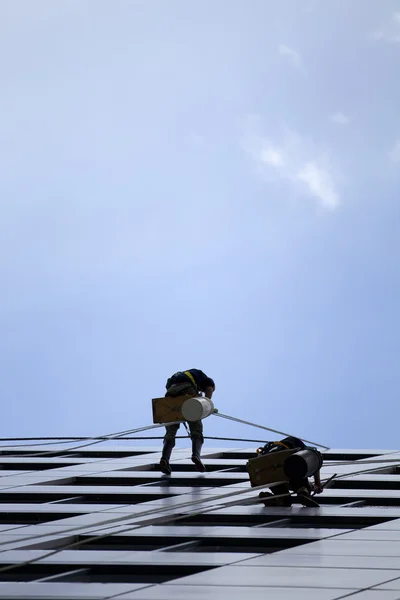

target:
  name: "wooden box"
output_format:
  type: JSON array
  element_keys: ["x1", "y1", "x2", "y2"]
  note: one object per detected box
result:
[
  {"x1": 247, "y1": 449, "x2": 297, "y2": 487},
  {"x1": 152, "y1": 395, "x2": 193, "y2": 424}
]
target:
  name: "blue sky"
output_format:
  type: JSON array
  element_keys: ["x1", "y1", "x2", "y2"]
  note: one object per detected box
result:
[{"x1": 1, "y1": 0, "x2": 400, "y2": 450}]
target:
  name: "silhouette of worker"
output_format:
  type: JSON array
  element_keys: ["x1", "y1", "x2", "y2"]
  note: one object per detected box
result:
[
  {"x1": 160, "y1": 369, "x2": 215, "y2": 475},
  {"x1": 257, "y1": 436, "x2": 323, "y2": 507}
]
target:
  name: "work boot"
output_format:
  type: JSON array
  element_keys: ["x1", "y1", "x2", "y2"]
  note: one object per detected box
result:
[
  {"x1": 296, "y1": 486, "x2": 320, "y2": 508},
  {"x1": 191, "y1": 437, "x2": 206, "y2": 473},
  {"x1": 259, "y1": 491, "x2": 292, "y2": 507},
  {"x1": 160, "y1": 440, "x2": 174, "y2": 476},
  {"x1": 259, "y1": 492, "x2": 279, "y2": 506},
  {"x1": 277, "y1": 495, "x2": 293, "y2": 507}
]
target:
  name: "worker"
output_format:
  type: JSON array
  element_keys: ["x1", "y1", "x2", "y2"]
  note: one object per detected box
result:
[
  {"x1": 159, "y1": 369, "x2": 215, "y2": 476},
  {"x1": 257, "y1": 436, "x2": 323, "y2": 507}
]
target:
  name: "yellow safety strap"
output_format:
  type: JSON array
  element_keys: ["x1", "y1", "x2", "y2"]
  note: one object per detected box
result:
[
  {"x1": 256, "y1": 441, "x2": 289, "y2": 455},
  {"x1": 184, "y1": 371, "x2": 197, "y2": 388},
  {"x1": 273, "y1": 441, "x2": 289, "y2": 449}
]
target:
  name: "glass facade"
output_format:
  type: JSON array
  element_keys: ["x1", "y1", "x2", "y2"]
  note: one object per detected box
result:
[{"x1": 0, "y1": 445, "x2": 399, "y2": 598}]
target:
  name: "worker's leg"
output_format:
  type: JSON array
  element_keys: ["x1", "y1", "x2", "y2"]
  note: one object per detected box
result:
[
  {"x1": 291, "y1": 478, "x2": 319, "y2": 507},
  {"x1": 272, "y1": 483, "x2": 293, "y2": 506},
  {"x1": 291, "y1": 477, "x2": 311, "y2": 494},
  {"x1": 160, "y1": 424, "x2": 180, "y2": 475},
  {"x1": 188, "y1": 420, "x2": 205, "y2": 473},
  {"x1": 160, "y1": 383, "x2": 196, "y2": 475},
  {"x1": 165, "y1": 383, "x2": 197, "y2": 397},
  {"x1": 260, "y1": 482, "x2": 292, "y2": 507}
]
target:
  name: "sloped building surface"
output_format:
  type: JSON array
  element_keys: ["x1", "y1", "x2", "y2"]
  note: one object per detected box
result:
[{"x1": 0, "y1": 444, "x2": 400, "y2": 599}]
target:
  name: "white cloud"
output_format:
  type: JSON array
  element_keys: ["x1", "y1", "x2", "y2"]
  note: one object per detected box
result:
[
  {"x1": 330, "y1": 112, "x2": 350, "y2": 125},
  {"x1": 297, "y1": 162, "x2": 339, "y2": 209},
  {"x1": 241, "y1": 117, "x2": 341, "y2": 211},
  {"x1": 389, "y1": 140, "x2": 400, "y2": 163},
  {"x1": 278, "y1": 44, "x2": 306, "y2": 73},
  {"x1": 260, "y1": 145, "x2": 285, "y2": 167},
  {"x1": 372, "y1": 12, "x2": 400, "y2": 43},
  {"x1": 278, "y1": 44, "x2": 300, "y2": 63}
]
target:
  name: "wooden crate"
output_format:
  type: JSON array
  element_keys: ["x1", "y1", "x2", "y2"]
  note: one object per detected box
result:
[
  {"x1": 152, "y1": 395, "x2": 193, "y2": 424},
  {"x1": 247, "y1": 449, "x2": 297, "y2": 487}
]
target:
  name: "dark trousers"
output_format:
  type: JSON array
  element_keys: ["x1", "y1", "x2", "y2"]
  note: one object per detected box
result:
[
  {"x1": 164, "y1": 383, "x2": 204, "y2": 443},
  {"x1": 267, "y1": 448, "x2": 311, "y2": 502},
  {"x1": 272, "y1": 478, "x2": 311, "y2": 497}
]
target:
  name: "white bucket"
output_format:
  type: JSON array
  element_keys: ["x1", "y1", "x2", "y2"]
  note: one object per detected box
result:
[{"x1": 181, "y1": 397, "x2": 215, "y2": 422}]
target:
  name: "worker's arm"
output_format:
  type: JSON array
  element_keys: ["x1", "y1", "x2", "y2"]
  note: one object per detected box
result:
[
  {"x1": 313, "y1": 470, "x2": 323, "y2": 494},
  {"x1": 204, "y1": 386, "x2": 214, "y2": 400}
]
